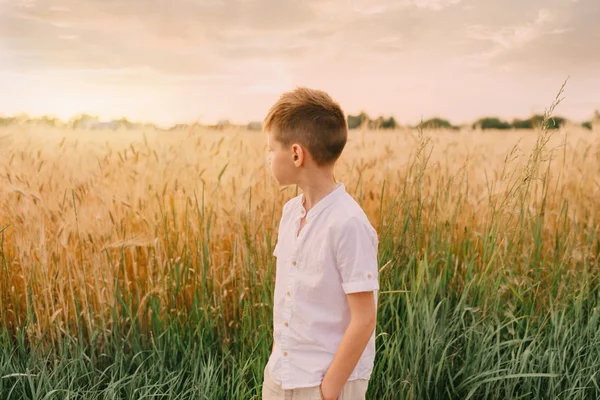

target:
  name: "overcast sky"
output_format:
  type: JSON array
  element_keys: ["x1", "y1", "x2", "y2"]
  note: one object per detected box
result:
[{"x1": 1, "y1": 0, "x2": 599, "y2": 126}]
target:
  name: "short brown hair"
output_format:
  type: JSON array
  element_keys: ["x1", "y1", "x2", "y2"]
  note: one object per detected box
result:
[{"x1": 264, "y1": 87, "x2": 347, "y2": 166}]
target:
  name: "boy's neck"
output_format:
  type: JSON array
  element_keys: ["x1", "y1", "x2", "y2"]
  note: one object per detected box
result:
[{"x1": 298, "y1": 169, "x2": 339, "y2": 213}]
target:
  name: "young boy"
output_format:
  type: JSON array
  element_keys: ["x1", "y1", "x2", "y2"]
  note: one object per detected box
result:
[{"x1": 262, "y1": 87, "x2": 380, "y2": 400}]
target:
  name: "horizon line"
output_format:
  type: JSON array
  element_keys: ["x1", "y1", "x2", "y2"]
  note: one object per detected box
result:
[{"x1": 1, "y1": 108, "x2": 599, "y2": 129}]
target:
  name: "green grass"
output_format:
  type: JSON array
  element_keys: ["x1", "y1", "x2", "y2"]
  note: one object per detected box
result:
[
  {"x1": 3, "y1": 166, "x2": 600, "y2": 400},
  {"x1": 1, "y1": 194, "x2": 599, "y2": 399}
]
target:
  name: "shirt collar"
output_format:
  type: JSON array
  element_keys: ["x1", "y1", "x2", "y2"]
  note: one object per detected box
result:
[{"x1": 299, "y1": 183, "x2": 345, "y2": 222}]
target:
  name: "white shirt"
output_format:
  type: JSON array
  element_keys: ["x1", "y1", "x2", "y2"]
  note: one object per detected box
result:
[{"x1": 266, "y1": 183, "x2": 380, "y2": 390}]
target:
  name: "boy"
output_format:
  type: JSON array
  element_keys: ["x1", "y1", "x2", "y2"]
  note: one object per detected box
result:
[{"x1": 262, "y1": 87, "x2": 380, "y2": 400}]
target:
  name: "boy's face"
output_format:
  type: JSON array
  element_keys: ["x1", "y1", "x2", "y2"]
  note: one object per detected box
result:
[{"x1": 266, "y1": 131, "x2": 296, "y2": 186}]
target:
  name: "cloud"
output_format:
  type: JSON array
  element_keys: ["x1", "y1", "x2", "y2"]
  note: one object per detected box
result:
[
  {"x1": 48, "y1": 5, "x2": 71, "y2": 12},
  {"x1": 1, "y1": 0, "x2": 465, "y2": 70},
  {"x1": 352, "y1": 4, "x2": 392, "y2": 15},
  {"x1": 1, "y1": 0, "x2": 599, "y2": 125},
  {"x1": 1, "y1": 0, "x2": 329, "y2": 78},
  {"x1": 461, "y1": 8, "x2": 556, "y2": 66},
  {"x1": 16, "y1": 0, "x2": 36, "y2": 8},
  {"x1": 458, "y1": 1, "x2": 600, "y2": 72},
  {"x1": 407, "y1": 0, "x2": 463, "y2": 11},
  {"x1": 350, "y1": 0, "x2": 462, "y2": 13},
  {"x1": 467, "y1": 9, "x2": 554, "y2": 49},
  {"x1": 58, "y1": 34, "x2": 78, "y2": 40}
]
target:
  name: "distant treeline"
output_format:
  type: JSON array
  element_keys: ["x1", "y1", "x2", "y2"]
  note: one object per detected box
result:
[
  {"x1": 346, "y1": 111, "x2": 600, "y2": 131},
  {"x1": 1, "y1": 111, "x2": 599, "y2": 131},
  {"x1": 0, "y1": 114, "x2": 156, "y2": 130}
]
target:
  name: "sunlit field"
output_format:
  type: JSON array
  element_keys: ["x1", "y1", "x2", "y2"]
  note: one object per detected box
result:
[{"x1": 1, "y1": 122, "x2": 599, "y2": 399}]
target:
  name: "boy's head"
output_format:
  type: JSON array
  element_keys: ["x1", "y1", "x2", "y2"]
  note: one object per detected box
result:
[{"x1": 264, "y1": 87, "x2": 347, "y2": 186}]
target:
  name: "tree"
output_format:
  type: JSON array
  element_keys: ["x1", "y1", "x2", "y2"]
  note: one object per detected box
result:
[
  {"x1": 347, "y1": 112, "x2": 370, "y2": 129},
  {"x1": 247, "y1": 121, "x2": 262, "y2": 131},
  {"x1": 380, "y1": 116, "x2": 397, "y2": 129},
  {"x1": 368, "y1": 116, "x2": 383, "y2": 129},
  {"x1": 545, "y1": 116, "x2": 566, "y2": 129},
  {"x1": 39, "y1": 116, "x2": 59, "y2": 127},
  {"x1": 420, "y1": 118, "x2": 455, "y2": 129},
  {"x1": 526, "y1": 114, "x2": 567, "y2": 130},
  {"x1": 473, "y1": 117, "x2": 511, "y2": 130},
  {"x1": 113, "y1": 117, "x2": 133, "y2": 129},
  {"x1": 511, "y1": 118, "x2": 534, "y2": 129},
  {"x1": 69, "y1": 114, "x2": 98, "y2": 129}
]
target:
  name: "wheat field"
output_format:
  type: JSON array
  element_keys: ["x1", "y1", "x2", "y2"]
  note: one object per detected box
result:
[{"x1": 1, "y1": 124, "x2": 599, "y2": 399}]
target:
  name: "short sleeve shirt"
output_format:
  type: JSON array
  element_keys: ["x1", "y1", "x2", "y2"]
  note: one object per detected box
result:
[{"x1": 266, "y1": 183, "x2": 380, "y2": 389}]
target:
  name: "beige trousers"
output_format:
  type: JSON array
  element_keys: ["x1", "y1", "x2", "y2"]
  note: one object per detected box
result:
[{"x1": 261, "y1": 365, "x2": 369, "y2": 400}]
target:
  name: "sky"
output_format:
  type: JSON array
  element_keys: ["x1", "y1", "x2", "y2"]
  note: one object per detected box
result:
[{"x1": 1, "y1": 0, "x2": 599, "y2": 127}]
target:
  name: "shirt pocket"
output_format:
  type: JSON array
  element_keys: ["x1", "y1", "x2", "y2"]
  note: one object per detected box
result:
[{"x1": 297, "y1": 246, "x2": 329, "y2": 304}]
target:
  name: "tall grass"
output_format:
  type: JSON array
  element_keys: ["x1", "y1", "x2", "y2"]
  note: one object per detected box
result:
[{"x1": 1, "y1": 110, "x2": 599, "y2": 398}]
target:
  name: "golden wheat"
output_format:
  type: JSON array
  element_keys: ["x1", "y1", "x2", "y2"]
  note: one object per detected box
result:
[{"x1": 0, "y1": 124, "x2": 598, "y2": 346}]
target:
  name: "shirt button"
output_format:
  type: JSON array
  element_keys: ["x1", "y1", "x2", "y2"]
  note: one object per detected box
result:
[
  {"x1": 283, "y1": 352, "x2": 288, "y2": 356},
  {"x1": 284, "y1": 322, "x2": 289, "y2": 327},
  {"x1": 292, "y1": 261, "x2": 297, "y2": 266},
  {"x1": 368, "y1": 274, "x2": 372, "y2": 279},
  {"x1": 286, "y1": 291, "x2": 291, "y2": 296}
]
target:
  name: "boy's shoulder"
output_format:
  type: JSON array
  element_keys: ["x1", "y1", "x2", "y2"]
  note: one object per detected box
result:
[
  {"x1": 317, "y1": 189, "x2": 378, "y2": 241},
  {"x1": 329, "y1": 193, "x2": 378, "y2": 238},
  {"x1": 280, "y1": 187, "x2": 377, "y2": 239},
  {"x1": 281, "y1": 193, "x2": 303, "y2": 215}
]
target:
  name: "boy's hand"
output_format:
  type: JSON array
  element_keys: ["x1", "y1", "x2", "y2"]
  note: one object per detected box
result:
[
  {"x1": 319, "y1": 291, "x2": 377, "y2": 400},
  {"x1": 319, "y1": 381, "x2": 340, "y2": 400}
]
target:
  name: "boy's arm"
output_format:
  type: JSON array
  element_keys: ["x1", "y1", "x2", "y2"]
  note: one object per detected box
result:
[
  {"x1": 320, "y1": 216, "x2": 379, "y2": 399},
  {"x1": 319, "y1": 291, "x2": 377, "y2": 400}
]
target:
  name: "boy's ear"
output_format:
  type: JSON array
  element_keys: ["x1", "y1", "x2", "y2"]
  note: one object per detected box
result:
[{"x1": 291, "y1": 143, "x2": 305, "y2": 167}]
